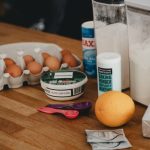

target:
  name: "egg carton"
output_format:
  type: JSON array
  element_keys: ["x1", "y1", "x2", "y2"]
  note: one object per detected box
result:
[{"x1": 0, "y1": 42, "x2": 82, "y2": 91}]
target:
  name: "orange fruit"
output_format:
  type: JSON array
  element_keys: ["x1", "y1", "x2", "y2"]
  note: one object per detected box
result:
[{"x1": 95, "y1": 91, "x2": 135, "y2": 127}]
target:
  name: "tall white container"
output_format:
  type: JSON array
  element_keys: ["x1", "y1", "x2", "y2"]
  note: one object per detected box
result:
[
  {"x1": 92, "y1": 0, "x2": 129, "y2": 90},
  {"x1": 125, "y1": 0, "x2": 150, "y2": 106}
]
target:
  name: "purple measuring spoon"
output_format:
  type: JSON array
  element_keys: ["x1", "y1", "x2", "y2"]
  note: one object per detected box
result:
[
  {"x1": 46, "y1": 101, "x2": 92, "y2": 114},
  {"x1": 37, "y1": 107, "x2": 79, "y2": 119}
]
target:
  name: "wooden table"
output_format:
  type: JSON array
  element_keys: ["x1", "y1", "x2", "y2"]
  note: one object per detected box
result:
[{"x1": 0, "y1": 23, "x2": 149, "y2": 150}]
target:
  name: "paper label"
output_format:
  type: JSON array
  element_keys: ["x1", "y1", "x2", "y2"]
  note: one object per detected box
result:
[{"x1": 98, "y1": 67, "x2": 112, "y2": 92}]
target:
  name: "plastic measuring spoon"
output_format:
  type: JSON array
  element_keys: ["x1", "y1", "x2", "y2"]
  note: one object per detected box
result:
[
  {"x1": 47, "y1": 101, "x2": 92, "y2": 114},
  {"x1": 37, "y1": 107, "x2": 79, "y2": 119}
]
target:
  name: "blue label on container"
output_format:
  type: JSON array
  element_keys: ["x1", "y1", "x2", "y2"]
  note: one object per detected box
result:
[
  {"x1": 82, "y1": 24, "x2": 96, "y2": 77},
  {"x1": 82, "y1": 27, "x2": 94, "y2": 38},
  {"x1": 83, "y1": 49, "x2": 97, "y2": 77}
]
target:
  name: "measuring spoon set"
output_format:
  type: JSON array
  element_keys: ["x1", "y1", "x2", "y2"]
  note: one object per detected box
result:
[{"x1": 37, "y1": 101, "x2": 92, "y2": 119}]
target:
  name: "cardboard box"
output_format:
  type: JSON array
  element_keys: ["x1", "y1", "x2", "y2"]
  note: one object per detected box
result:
[{"x1": 142, "y1": 105, "x2": 150, "y2": 138}]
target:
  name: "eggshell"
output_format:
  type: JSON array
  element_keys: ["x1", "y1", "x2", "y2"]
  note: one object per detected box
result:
[
  {"x1": 42, "y1": 52, "x2": 51, "y2": 66},
  {"x1": 42, "y1": 52, "x2": 51, "y2": 60},
  {"x1": 4, "y1": 58, "x2": 16, "y2": 67},
  {"x1": 23, "y1": 55, "x2": 34, "y2": 65},
  {"x1": 62, "y1": 53, "x2": 78, "y2": 67},
  {"x1": 27, "y1": 61, "x2": 42, "y2": 75},
  {"x1": 5, "y1": 64, "x2": 22, "y2": 77},
  {"x1": 61, "y1": 49, "x2": 71, "y2": 57},
  {"x1": 45, "y1": 56, "x2": 60, "y2": 71}
]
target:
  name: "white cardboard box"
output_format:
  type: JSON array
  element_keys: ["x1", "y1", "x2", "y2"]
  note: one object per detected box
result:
[{"x1": 142, "y1": 105, "x2": 150, "y2": 138}]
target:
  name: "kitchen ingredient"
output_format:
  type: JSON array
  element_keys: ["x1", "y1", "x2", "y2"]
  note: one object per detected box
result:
[
  {"x1": 37, "y1": 107, "x2": 79, "y2": 119},
  {"x1": 40, "y1": 70, "x2": 88, "y2": 101},
  {"x1": 45, "y1": 56, "x2": 60, "y2": 71},
  {"x1": 81, "y1": 21, "x2": 97, "y2": 77},
  {"x1": 61, "y1": 49, "x2": 71, "y2": 56},
  {"x1": 95, "y1": 22, "x2": 129, "y2": 89},
  {"x1": 42, "y1": 52, "x2": 51, "y2": 60},
  {"x1": 23, "y1": 55, "x2": 34, "y2": 65},
  {"x1": 86, "y1": 129, "x2": 127, "y2": 143},
  {"x1": 4, "y1": 57, "x2": 16, "y2": 67},
  {"x1": 97, "y1": 52, "x2": 121, "y2": 96},
  {"x1": 95, "y1": 91, "x2": 135, "y2": 127},
  {"x1": 42, "y1": 52, "x2": 51, "y2": 66},
  {"x1": 5, "y1": 64, "x2": 22, "y2": 77},
  {"x1": 125, "y1": 0, "x2": 150, "y2": 106},
  {"x1": 62, "y1": 53, "x2": 78, "y2": 67},
  {"x1": 85, "y1": 129, "x2": 132, "y2": 149},
  {"x1": 27, "y1": 61, "x2": 42, "y2": 75}
]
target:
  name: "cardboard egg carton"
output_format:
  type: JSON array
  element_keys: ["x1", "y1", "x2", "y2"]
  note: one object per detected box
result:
[{"x1": 0, "y1": 42, "x2": 82, "y2": 91}]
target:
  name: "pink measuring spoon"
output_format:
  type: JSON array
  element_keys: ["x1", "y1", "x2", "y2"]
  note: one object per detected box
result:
[{"x1": 37, "y1": 107, "x2": 79, "y2": 119}]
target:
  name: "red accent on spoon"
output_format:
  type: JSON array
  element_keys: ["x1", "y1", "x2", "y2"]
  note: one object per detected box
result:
[{"x1": 37, "y1": 107, "x2": 79, "y2": 119}]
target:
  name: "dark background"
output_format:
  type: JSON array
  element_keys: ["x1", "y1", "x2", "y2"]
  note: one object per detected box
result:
[{"x1": 0, "y1": 0, "x2": 93, "y2": 39}]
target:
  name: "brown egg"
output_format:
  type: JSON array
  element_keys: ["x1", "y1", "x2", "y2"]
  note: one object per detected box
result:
[
  {"x1": 27, "y1": 61, "x2": 42, "y2": 75},
  {"x1": 23, "y1": 55, "x2": 34, "y2": 65},
  {"x1": 42, "y1": 52, "x2": 51, "y2": 66},
  {"x1": 45, "y1": 56, "x2": 60, "y2": 71},
  {"x1": 62, "y1": 53, "x2": 78, "y2": 67},
  {"x1": 4, "y1": 58, "x2": 16, "y2": 67},
  {"x1": 42, "y1": 52, "x2": 51, "y2": 60},
  {"x1": 61, "y1": 49, "x2": 71, "y2": 57},
  {"x1": 5, "y1": 64, "x2": 22, "y2": 77}
]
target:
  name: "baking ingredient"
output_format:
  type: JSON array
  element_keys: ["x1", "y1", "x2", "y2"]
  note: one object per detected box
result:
[
  {"x1": 95, "y1": 91, "x2": 135, "y2": 127},
  {"x1": 4, "y1": 58, "x2": 16, "y2": 67},
  {"x1": 42, "y1": 52, "x2": 51, "y2": 66},
  {"x1": 5, "y1": 64, "x2": 22, "y2": 77},
  {"x1": 23, "y1": 55, "x2": 34, "y2": 65},
  {"x1": 82, "y1": 21, "x2": 97, "y2": 77},
  {"x1": 27, "y1": 61, "x2": 42, "y2": 75},
  {"x1": 95, "y1": 22, "x2": 129, "y2": 89},
  {"x1": 45, "y1": 56, "x2": 60, "y2": 71},
  {"x1": 61, "y1": 49, "x2": 71, "y2": 56},
  {"x1": 42, "y1": 52, "x2": 51, "y2": 60},
  {"x1": 128, "y1": 28, "x2": 150, "y2": 105},
  {"x1": 85, "y1": 129, "x2": 132, "y2": 149},
  {"x1": 97, "y1": 52, "x2": 121, "y2": 96},
  {"x1": 62, "y1": 53, "x2": 78, "y2": 67}
]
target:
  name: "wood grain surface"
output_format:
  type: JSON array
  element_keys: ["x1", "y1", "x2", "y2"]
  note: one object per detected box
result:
[{"x1": 0, "y1": 22, "x2": 149, "y2": 150}]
